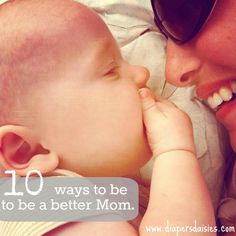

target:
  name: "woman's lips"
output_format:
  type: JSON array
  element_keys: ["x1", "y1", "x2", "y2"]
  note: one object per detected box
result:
[
  {"x1": 197, "y1": 80, "x2": 236, "y2": 111},
  {"x1": 216, "y1": 94, "x2": 236, "y2": 121},
  {"x1": 195, "y1": 78, "x2": 236, "y2": 131},
  {"x1": 196, "y1": 80, "x2": 234, "y2": 100}
]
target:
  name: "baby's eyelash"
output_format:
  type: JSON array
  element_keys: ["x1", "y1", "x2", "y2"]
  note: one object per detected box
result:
[{"x1": 104, "y1": 66, "x2": 120, "y2": 76}]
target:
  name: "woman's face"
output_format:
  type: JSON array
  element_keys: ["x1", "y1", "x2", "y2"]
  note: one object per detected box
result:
[{"x1": 165, "y1": 0, "x2": 236, "y2": 151}]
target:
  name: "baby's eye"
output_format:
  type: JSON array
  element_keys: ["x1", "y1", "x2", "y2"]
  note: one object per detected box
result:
[{"x1": 104, "y1": 66, "x2": 120, "y2": 79}]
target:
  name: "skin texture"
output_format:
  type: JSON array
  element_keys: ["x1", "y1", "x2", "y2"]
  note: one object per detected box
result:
[
  {"x1": 0, "y1": 1, "x2": 216, "y2": 235},
  {"x1": 164, "y1": 0, "x2": 236, "y2": 152},
  {"x1": 0, "y1": 0, "x2": 151, "y2": 176}
]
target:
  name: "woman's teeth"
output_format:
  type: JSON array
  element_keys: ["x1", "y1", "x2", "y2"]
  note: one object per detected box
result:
[{"x1": 207, "y1": 81, "x2": 236, "y2": 110}]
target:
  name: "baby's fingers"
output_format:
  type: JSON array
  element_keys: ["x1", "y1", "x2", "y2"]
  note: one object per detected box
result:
[
  {"x1": 139, "y1": 88, "x2": 160, "y2": 125},
  {"x1": 139, "y1": 88, "x2": 165, "y2": 155},
  {"x1": 155, "y1": 94, "x2": 177, "y2": 108}
]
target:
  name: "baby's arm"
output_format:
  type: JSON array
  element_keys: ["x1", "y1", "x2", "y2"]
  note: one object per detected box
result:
[
  {"x1": 44, "y1": 222, "x2": 138, "y2": 236},
  {"x1": 138, "y1": 88, "x2": 216, "y2": 235}
]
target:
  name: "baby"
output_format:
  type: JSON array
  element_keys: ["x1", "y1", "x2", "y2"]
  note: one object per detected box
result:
[
  {"x1": 0, "y1": 0, "x2": 216, "y2": 235},
  {"x1": 0, "y1": 0, "x2": 151, "y2": 178}
]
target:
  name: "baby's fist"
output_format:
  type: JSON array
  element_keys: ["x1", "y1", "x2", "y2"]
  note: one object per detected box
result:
[{"x1": 139, "y1": 88, "x2": 196, "y2": 157}]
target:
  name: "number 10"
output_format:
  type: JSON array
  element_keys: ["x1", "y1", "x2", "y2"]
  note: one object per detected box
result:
[{"x1": 4, "y1": 170, "x2": 43, "y2": 196}]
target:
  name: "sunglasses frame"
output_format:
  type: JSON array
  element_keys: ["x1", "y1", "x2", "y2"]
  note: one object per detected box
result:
[{"x1": 151, "y1": 0, "x2": 218, "y2": 44}]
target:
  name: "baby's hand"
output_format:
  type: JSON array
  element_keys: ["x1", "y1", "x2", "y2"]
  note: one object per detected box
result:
[{"x1": 139, "y1": 88, "x2": 196, "y2": 157}]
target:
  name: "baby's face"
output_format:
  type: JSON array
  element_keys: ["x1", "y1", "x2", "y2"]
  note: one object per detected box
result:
[{"x1": 23, "y1": 6, "x2": 151, "y2": 176}]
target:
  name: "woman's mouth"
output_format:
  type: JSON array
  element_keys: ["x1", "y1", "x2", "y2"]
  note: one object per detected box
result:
[
  {"x1": 206, "y1": 81, "x2": 236, "y2": 111},
  {"x1": 197, "y1": 79, "x2": 236, "y2": 129}
]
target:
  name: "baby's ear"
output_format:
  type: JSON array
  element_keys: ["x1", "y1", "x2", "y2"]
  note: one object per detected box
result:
[{"x1": 0, "y1": 125, "x2": 59, "y2": 176}]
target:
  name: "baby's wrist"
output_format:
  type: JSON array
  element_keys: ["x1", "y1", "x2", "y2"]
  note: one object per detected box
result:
[{"x1": 154, "y1": 148, "x2": 196, "y2": 159}]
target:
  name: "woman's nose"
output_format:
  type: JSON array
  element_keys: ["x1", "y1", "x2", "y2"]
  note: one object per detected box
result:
[
  {"x1": 132, "y1": 65, "x2": 150, "y2": 88},
  {"x1": 165, "y1": 39, "x2": 201, "y2": 87}
]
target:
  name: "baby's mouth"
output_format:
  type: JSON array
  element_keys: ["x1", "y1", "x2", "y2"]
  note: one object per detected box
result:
[{"x1": 205, "y1": 81, "x2": 236, "y2": 112}]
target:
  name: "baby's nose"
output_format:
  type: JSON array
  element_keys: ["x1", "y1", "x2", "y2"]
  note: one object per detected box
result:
[{"x1": 132, "y1": 65, "x2": 150, "y2": 88}]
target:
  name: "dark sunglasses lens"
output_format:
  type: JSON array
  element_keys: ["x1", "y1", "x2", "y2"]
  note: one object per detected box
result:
[{"x1": 152, "y1": 0, "x2": 215, "y2": 42}]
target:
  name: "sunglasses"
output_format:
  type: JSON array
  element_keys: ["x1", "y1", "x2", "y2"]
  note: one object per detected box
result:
[{"x1": 151, "y1": 0, "x2": 217, "y2": 44}]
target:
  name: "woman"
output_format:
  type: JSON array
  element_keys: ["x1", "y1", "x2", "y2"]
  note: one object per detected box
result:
[{"x1": 151, "y1": 0, "x2": 236, "y2": 234}]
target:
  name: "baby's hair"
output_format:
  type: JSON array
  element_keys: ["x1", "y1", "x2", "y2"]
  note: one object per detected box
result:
[{"x1": 0, "y1": 0, "x2": 87, "y2": 126}]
